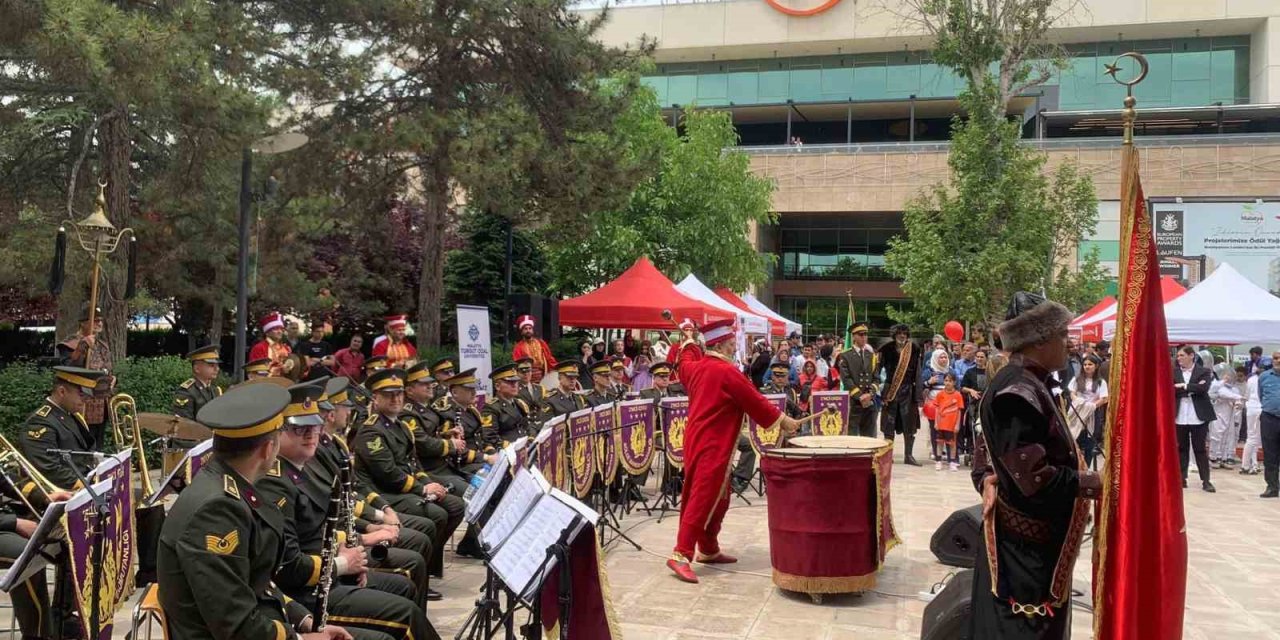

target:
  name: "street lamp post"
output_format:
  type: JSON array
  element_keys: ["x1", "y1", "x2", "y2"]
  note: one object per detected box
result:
[{"x1": 233, "y1": 132, "x2": 308, "y2": 381}]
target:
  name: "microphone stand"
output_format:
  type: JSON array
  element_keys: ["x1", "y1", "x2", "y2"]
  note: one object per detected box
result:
[{"x1": 59, "y1": 450, "x2": 110, "y2": 640}]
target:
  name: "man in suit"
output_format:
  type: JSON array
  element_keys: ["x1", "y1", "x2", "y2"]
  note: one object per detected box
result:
[
  {"x1": 835, "y1": 323, "x2": 878, "y2": 438},
  {"x1": 1173, "y1": 345, "x2": 1216, "y2": 492}
]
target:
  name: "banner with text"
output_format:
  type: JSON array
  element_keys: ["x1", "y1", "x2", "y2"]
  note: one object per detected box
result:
[
  {"x1": 456, "y1": 305, "x2": 493, "y2": 394},
  {"x1": 811, "y1": 390, "x2": 850, "y2": 436}
]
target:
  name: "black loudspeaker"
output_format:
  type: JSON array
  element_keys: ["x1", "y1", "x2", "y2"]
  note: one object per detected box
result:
[
  {"x1": 921, "y1": 569, "x2": 974, "y2": 640},
  {"x1": 542, "y1": 296, "x2": 560, "y2": 340},
  {"x1": 930, "y1": 504, "x2": 982, "y2": 568}
]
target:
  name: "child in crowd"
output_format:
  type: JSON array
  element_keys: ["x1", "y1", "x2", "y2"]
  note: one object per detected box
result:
[{"x1": 932, "y1": 372, "x2": 964, "y2": 471}]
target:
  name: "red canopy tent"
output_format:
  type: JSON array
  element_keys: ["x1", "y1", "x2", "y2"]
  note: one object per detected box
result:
[
  {"x1": 1068, "y1": 295, "x2": 1116, "y2": 339},
  {"x1": 714, "y1": 287, "x2": 785, "y2": 337},
  {"x1": 558, "y1": 257, "x2": 735, "y2": 329},
  {"x1": 1080, "y1": 277, "x2": 1186, "y2": 342}
]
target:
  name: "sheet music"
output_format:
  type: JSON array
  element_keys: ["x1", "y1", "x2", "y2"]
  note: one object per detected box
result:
[
  {"x1": 478, "y1": 467, "x2": 551, "y2": 552},
  {"x1": 0, "y1": 500, "x2": 66, "y2": 592},
  {"x1": 488, "y1": 494, "x2": 581, "y2": 599},
  {"x1": 463, "y1": 447, "x2": 510, "y2": 523},
  {"x1": 549, "y1": 488, "x2": 598, "y2": 525},
  {"x1": 145, "y1": 439, "x2": 213, "y2": 507}
]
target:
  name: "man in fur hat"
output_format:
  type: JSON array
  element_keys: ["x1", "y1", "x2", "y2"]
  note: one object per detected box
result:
[{"x1": 969, "y1": 292, "x2": 1102, "y2": 639}]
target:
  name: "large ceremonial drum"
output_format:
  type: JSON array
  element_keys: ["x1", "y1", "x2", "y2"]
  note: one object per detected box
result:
[{"x1": 761, "y1": 437, "x2": 899, "y2": 601}]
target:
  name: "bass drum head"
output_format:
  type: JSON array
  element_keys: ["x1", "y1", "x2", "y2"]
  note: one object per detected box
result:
[
  {"x1": 764, "y1": 447, "x2": 871, "y2": 458},
  {"x1": 790, "y1": 435, "x2": 890, "y2": 451}
]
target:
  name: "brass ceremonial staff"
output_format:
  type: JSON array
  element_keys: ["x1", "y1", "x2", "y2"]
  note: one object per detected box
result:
[{"x1": 62, "y1": 181, "x2": 135, "y2": 330}]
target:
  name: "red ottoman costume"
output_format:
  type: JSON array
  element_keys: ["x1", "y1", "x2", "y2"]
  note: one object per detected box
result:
[{"x1": 672, "y1": 319, "x2": 783, "y2": 574}]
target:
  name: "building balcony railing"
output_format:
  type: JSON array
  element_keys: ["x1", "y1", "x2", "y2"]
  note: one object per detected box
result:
[
  {"x1": 775, "y1": 263, "x2": 896, "y2": 281},
  {"x1": 736, "y1": 132, "x2": 1280, "y2": 156}
]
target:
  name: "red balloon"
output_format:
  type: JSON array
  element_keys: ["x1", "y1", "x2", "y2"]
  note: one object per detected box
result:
[{"x1": 943, "y1": 320, "x2": 964, "y2": 342}]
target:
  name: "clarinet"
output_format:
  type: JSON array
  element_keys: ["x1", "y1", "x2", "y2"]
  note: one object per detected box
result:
[
  {"x1": 313, "y1": 476, "x2": 342, "y2": 630},
  {"x1": 337, "y1": 444, "x2": 388, "y2": 560}
]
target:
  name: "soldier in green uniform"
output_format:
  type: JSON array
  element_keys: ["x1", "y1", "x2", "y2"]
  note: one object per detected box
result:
[
  {"x1": 173, "y1": 345, "x2": 225, "y2": 420},
  {"x1": 256, "y1": 382, "x2": 437, "y2": 639},
  {"x1": 481, "y1": 363, "x2": 534, "y2": 450},
  {"x1": 315, "y1": 378, "x2": 442, "y2": 594},
  {"x1": 0, "y1": 473, "x2": 69, "y2": 640},
  {"x1": 158, "y1": 383, "x2": 359, "y2": 640},
  {"x1": 244, "y1": 357, "x2": 273, "y2": 378},
  {"x1": 835, "y1": 323, "x2": 880, "y2": 438},
  {"x1": 428, "y1": 358, "x2": 456, "y2": 401},
  {"x1": 402, "y1": 363, "x2": 470, "y2": 493},
  {"x1": 514, "y1": 357, "x2": 545, "y2": 412},
  {"x1": 350, "y1": 369, "x2": 464, "y2": 578},
  {"x1": 760, "y1": 363, "x2": 804, "y2": 419},
  {"x1": 583, "y1": 360, "x2": 619, "y2": 407},
  {"x1": 542, "y1": 361, "x2": 588, "y2": 419},
  {"x1": 426, "y1": 369, "x2": 491, "y2": 463}
]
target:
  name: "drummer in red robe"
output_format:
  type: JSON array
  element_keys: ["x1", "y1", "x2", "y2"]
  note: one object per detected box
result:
[
  {"x1": 372, "y1": 313, "x2": 417, "y2": 368},
  {"x1": 511, "y1": 315, "x2": 556, "y2": 383},
  {"x1": 247, "y1": 311, "x2": 292, "y2": 377},
  {"x1": 668, "y1": 318, "x2": 802, "y2": 583}
]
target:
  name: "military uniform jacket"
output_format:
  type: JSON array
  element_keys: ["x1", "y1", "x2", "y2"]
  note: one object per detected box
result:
[
  {"x1": 835, "y1": 347, "x2": 878, "y2": 399},
  {"x1": 158, "y1": 457, "x2": 296, "y2": 640},
  {"x1": 401, "y1": 401, "x2": 468, "y2": 475},
  {"x1": 758, "y1": 383, "x2": 804, "y2": 419},
  {"x1": 173, "y1": 379, "x2": 224, "y2": 421},
  {"x1": 19, "y1": 400, "x2": 96, "y2": 491},
  {"x1": 517, "y1": 383, "x2": 545, "y2": 413},
  {"x1": 480, "y1": 396, "x2": 532, "y2": 450},
  {"x1": 255, "y1": 459, "x2": 331, "y2": 605},
  {"x1": 542, "y1": 388, "x2": 587, "y2": 419},
  {"x1": 352, "y1": 412, "x2": 429, "y2": 496},
  {"x1": 314, "y1": 434, "x2": 387, "y2": 525},
  {"x1": 424, "y1": 396, "x2": 487, "y2": 460},
  {"x1": 583, "y1": 388, "x2": 620, "y2": 408}
]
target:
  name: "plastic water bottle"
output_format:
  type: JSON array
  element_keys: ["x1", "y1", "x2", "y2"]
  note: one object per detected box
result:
[{"x1": 462, "y1": 463, "x2": 491, "y2": 503}]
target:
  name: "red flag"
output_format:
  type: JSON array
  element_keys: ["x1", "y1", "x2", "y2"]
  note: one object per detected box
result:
[{"x1": 1093, "y1": 144, "x2": 1188, "y2": 639}]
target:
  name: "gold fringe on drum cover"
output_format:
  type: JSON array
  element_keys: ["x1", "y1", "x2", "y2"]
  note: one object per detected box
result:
[{"x1": 771, "y1": 568, "x2": 879, "y2": 594}]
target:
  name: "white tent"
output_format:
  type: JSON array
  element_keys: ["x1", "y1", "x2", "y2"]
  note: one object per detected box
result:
[
  {"x1": 741, "y1": 292, "x2": 803, "y2": 337},
  {"x1": 675, "y1": 275, "x2": 771, "y2": 335},
  {"x1": 1152, "y1": 263, "x2": 1280, "y2": 345}
]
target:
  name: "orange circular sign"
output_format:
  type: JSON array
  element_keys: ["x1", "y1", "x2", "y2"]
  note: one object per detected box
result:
[{"x1": 764, "y1": 0, "x2": 842, "y2": 16}]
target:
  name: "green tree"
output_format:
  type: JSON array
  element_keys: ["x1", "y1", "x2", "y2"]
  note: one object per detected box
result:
[
  {"x1": 442, "y1": 208, "x2": 550, "y2": 339},
  {"x1": 544, "y1": 95, "x2": 777, "y2": 295},
  {"x1": 883, "y1": 0, "x2": 1105, "y2": 327}
]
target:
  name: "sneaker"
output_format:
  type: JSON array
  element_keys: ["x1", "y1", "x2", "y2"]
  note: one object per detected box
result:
[
  {"x1": 1240, "y1": 468, "x2": 1254, "y2": 475},
  {"x1": 935, "y1": 461, "x2": 943, "y2": 471},
  {"x1": 949, "y1": 462, "x2": 959, "y2": 472}
]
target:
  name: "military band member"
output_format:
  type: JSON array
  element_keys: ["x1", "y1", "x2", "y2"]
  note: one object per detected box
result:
[
  {"x1": 514, "y1": 357, "x2": 546, "y2": 411},
  {"x1": 0, "y1": 475, "x2": 70, "y2": 640},
  {"x1": 759, "y1": 363, "x2": 804, "y2": 419},
  {"x1": 256, "y1": 382, "x2": 436, "y2": 639},
  {"x1": 244, "y1": 357, "x2": 273, "y2": 378},
  {"x1": 20, "y1": 367, "x2": 103, "y2": 491},
  {"x1": 402, "y1": 363, "x2": 471, "y2": 492},
  {"x1": 174, "y1": 345, "x2": 225, "y2": 420},
  {"x1": 584, "y1": 360, "x2": 618, "y2": 407},
  {"x1": 481, "y1": 363, "x2": 536, "y2": 451},
  {"x1": 371, "y1": 315, "x2": 417, "y2": 370},
  {"x1": 315, "y1": 378, "x2": 442, "y2": 595},
  {"x1": 158, "y1": 384, "x2": 356, "y2": 640},
  {"x1": 609, "y1": 358, "x2": 632, "y2": 396},
  {"x1": 363, "y1": 356, "x2": 389, "y2": 376},
  {"x1": 350, "y1": 369, "x2": 464, "y2": 578},
  {"x1": 428, "y1": 358, "x2": 456, "y2": 401},
  {"x1": 543, "y1": 361, "x2": 588, "y2": 419},
  {"x1": 56, "y1": 304, "x2": 115, "y2": 445},
  {"x1": 248, "y1": 311, "x2": 294, "y2": 378},
  {"x1": 412, "y1": 369, "x2": 488, "y2": 559},
  {"x1": 836, "y1": 323, "x2": 879, "y2": 438}
]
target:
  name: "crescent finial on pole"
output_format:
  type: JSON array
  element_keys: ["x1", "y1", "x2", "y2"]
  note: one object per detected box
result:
[{"x1": 1104, "y1": 52, "x2": 1149, "y2": 145}]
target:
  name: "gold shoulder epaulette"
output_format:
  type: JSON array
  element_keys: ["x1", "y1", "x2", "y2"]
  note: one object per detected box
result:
[
  {"x1": 35, "y1": 405, "x2": 50, "y2": 418},
  {"x1": 223, "y1": 475, "x2": 241, "y2": 499},
  {"x1": 266, "y1": 460, "x2": 281, "y2": 477},
  {"x1": 180, "y1": 378, "x2": 195, "y2": 389},
  {"x1": 363, "y1": 413, "x2": 379, "y2": 426}
]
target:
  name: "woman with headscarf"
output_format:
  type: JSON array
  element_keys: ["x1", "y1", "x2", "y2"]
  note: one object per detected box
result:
[{"x1": 922, "y1": 349, "x2": 951, "y2": 461}]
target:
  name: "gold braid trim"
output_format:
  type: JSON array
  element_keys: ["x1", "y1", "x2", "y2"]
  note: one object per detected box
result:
[
  {"x1": 771, "y1": 568, "x2": 877, "y2": 594},
  {"x1": 594, "y1": 536, "x2": 623, "y2": 639}
]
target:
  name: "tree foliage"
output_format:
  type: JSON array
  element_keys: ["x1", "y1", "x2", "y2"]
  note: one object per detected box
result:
[
  {"x1": 885, "y1": 81, "x2": 1102, "y2": 328},
  {"x1": 442, "y1": 208, "x2": 550, "y2": 340},
  {"x1": 544, "y1": 94, "x2": 777, "y2": 295}
]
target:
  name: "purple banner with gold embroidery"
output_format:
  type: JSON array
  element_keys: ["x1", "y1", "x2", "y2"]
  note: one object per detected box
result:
[
  {"x1": 567, "y1": 408, "x2": 596, "y2": 498},
  {"x1": 64, "y1": 451, "x2": 135, "y2": 640},
  {"x1": 810, "y1": 390, "x2": 850, "y2": 436},
  {"x1": 537, "y1": 416, "x2": 568, "y2": 492},
  {"x1": 746, "y1": 394, "x2": 788, "y2": 454},
  {"x1": 592, "y1": 404, "x2": 618, "y2": 485},
  {"x1": 615, "y1": 400, "x2": 655, "y2": 475},
  {"x1": 659, "y1": 397, "x2": 689, "y2": 469}
]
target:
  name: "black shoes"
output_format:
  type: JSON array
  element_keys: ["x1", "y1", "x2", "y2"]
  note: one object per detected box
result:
[
  {"x1": 425, "y1": 588, "x2": 444, "y2": 601},
  {"x1": 1261, "y1": 488, "x2": 1279, "y2": 499},
  {"x1": 1202, "y1": 482, "x2": 1216, "y2": 493}
]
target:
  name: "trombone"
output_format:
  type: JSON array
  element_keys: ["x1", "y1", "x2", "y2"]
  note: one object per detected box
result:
[
  {"x1": 0, "y1": 433, "x2": 62, "y2": 516},
  {"x1": 109, "y1": 393, "x2": 156, "y2": 497}
]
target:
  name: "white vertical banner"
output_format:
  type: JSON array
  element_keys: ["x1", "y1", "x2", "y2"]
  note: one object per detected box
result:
[{"x1": 456, "y1": 304, "x2": 493, "y2": 394}]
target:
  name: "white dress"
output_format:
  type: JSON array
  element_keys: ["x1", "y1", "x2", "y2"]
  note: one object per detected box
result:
[{"x1": 1068, "y1": 378, "x2": 1109, "y2": 439}]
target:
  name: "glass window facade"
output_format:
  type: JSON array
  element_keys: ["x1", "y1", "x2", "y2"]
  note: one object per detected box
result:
[
  {"x1": 775, "y1": 213, "x2": 903, "y2": 281},
  {"x1": 643, "y1": 36, "x2": 1250, "y2": 110},
  {"x1": 775, "y1": 297, "x2": 912, "y2": 342}
]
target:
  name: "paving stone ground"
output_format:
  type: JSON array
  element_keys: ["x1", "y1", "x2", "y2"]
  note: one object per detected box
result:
[{"x1": 4, "y1": 437, "x2": 1278, "y2": 639}]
